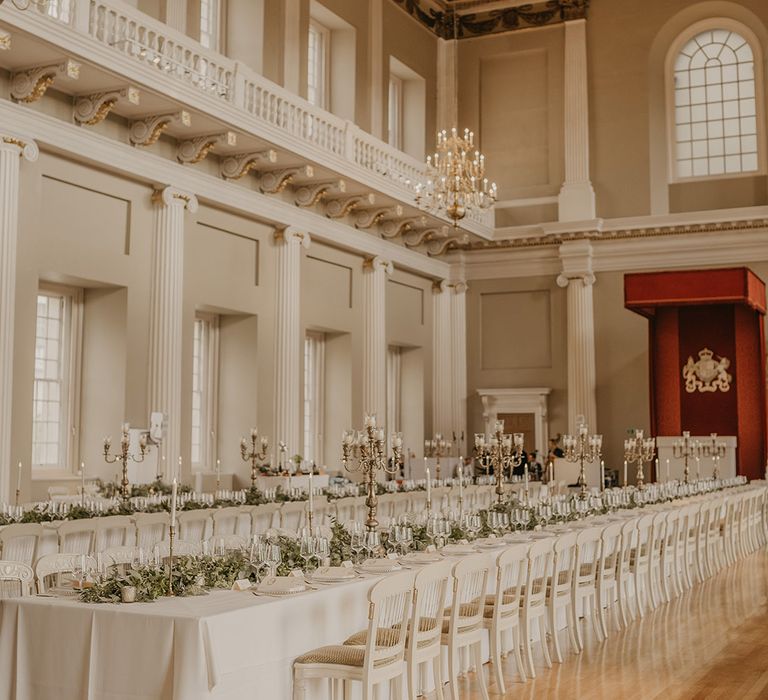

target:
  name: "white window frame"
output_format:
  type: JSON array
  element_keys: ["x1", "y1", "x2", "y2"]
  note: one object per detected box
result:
[
  {"x1": 307, "y1": 19, "x2": 330, "y2": 110},
  {"x1": 666, "y1": 18, "x2": 766, "y2": 183},
  {"x1": 46, "y1": 0, "x2": 72, "y2": 23},
  {"x1": 199, "y1": 0, "x2": 222, "y2": 52},
  {"x1": 388, "y1": 74, "x2": 404, "y2": 151},
  {"x1": 191, "y1": 313, "x2": 220, "y2": 471},
  {"x1": 32, "y1": 283, "x2": 83, "y2": 476},
  {"x1": 303, "y1": 331, "x2": 325, "y2": 464}
]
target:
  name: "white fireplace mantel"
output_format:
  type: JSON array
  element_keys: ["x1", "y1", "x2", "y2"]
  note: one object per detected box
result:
[{"x1": 477, "y1": 388, "x2": 551, "y2": 458}]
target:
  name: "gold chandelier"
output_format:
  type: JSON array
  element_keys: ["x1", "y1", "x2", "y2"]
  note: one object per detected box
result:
[{"x1": 415, "y1": 12, "x2": 497, "y2": 227}]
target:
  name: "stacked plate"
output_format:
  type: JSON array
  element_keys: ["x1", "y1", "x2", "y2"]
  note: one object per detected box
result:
[
  {"x1": 256, "y1": 576, "x2": 307, "y2": 596},
  {"x1": 475, "y1": 537, "x2": 507, "y2": 549},
  {"x1": 359, "y1": 559, "x2": 402, "y2": 574},
  {"x1": 310, "y1": 566, "x2": 358, "y2": 583},
  {"x1": 441, "y1": 543, "x2": 477, "y2": 556},
  {"x1": 401, "y1": 551, "x2": 443, "y2": 565}
]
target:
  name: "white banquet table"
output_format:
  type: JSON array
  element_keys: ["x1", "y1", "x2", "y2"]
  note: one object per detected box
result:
[
  {"x1": 254, "y1": 474, "x2": 329, "y2": 492},
  {"x1": 0, "y1": 577, "x2": 378, "y2": 700}
]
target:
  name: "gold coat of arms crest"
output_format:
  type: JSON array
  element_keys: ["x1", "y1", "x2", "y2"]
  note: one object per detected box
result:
[{"x1": 683, "y1": 348, "x2": 732, "y2": 393}]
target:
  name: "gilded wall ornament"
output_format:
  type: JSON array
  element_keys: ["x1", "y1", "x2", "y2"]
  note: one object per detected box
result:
[{"x1": 683, "y1": 348, "x2": 732, "y2": 393}]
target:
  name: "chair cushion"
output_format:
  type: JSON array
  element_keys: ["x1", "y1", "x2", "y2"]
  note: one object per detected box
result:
[{"x1": 295, "y1": 645, "x2": 365, "y2": 667}]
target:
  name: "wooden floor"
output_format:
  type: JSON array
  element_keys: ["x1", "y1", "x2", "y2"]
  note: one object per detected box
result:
[{"x1": 431, "y1": 548, "x2": 768, "y2": 699}]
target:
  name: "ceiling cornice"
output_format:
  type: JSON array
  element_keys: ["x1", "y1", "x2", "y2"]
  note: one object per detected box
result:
[{"x1": 387, "y1": 0, "x2": 589, "y2": 39}]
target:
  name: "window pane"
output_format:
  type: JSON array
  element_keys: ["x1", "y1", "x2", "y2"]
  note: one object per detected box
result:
[{"x1": 191, "y1": 318, "x2": 210, "y2": 468}]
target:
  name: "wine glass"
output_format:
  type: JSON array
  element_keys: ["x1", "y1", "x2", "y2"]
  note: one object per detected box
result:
[
  {"x1": 364, "y1": 530, "x2": 380, "y2": 559},
  {"x1": 315, "y1": 537, "x2": 330, "y2": 567},
  {"x1": 350, "y1": 531, "x2": 365, "y2": 564},
  {"x1": 300, "y1": 536, "x2": 315, "y2": 572},
  {"x1": 265, "y1": 544, "x2": 281, "y2": 578}
]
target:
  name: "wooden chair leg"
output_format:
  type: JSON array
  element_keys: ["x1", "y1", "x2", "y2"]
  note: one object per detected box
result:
[
  {"x1": 549, "y1": 603, "x2": 563, "y2": 663},
  {"x1": 490, "y1": 628, "x2": 506, "y2": 694},
  {"x1": 432, "y1": 657, "x2": 445, "y2": 700},
  {"x1": 473, "y1": 641, "x2": 490, "y2": 700},
  {"x1": 512, "y1": 624, "x2": 527, "y2": 682}
]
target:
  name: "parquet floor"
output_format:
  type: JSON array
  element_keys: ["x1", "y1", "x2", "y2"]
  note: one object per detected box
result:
[{"x1": 429, "y1": 548, "x2": 768, "y2": 699}]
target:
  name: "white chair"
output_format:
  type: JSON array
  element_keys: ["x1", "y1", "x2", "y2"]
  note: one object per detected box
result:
[
  {"x1": 293, "y1": 571, "x2": 414, "y2": 700},
  {"x1": 442, "y1": 555, "x2": 491, "y2": 700},
  {"x1": 659, "y1": 510, "x2": 680, "y2": 602},
  {"x1": 95, "y1": 515, "x2": 135, "y2": 552},
  {"x1": 102, "y1": 545, "x2": 142, "y2": 574},
  {"x1": 596, "y1": 522, "x2": 622, "y2": 638},
  {"x1": 334, "y1": 496, "x2": 362, "y2": 524},
  {"x1": 0, "y1": 523, "x2": 43, "y2": 567},
  {"x1": 547, "y1": 532, "x2": 580, "y2": 662},
  {"x1": 176, "y1": 509, "x2": 214, "y2": 544},
  {"x1": 36, "y1": 553, "x2": 97, "y2": 594},
  {"x1": 0, "y1": 560, "x2": 34, "y2": 598},
  {"x1": 704, "y1": 499, "x2": 724, "y2": 578},
  {"x1": 572, "y1": 526, "x2": 602, "y2": 650},
  {"x1": 694, "y1": 502, "x2": 711, "y2": 582},
  {"x1": 520, "y1": 539, "x2": 554, "y2": 678},
  {"x1": 485, "y1": 543, "x2": 528, "y2": 692},
  {"x1": 631, "y1": 513, "x2": 654, "y2": 617},
  {"x1": 207, "y1": 534, "x2": 247, "y2": 553},
  {"x1": 246, "y1": 503, "x2": 281, "y2": 534},
  {"x1": 57, "y1": 519, "x2": 97, "y2": 555},
  {"x1": 616, "y1": 518, "x2": 638, "y2": 627},
  {"x1": 153, "y1": 539, "x2": 200, "y2": 561},
  {"x1": 280, "y1": 501, "x2": 308, "y2": 532},
  {"x1": 647, "y1": 512, "x2": 667, "y2": 609},
  {"x1": 212, "y1": 506, "x2": 243, "y2": 536},
  {"x1": 681, "y1": 504, "x2": 699, "y2": 590},
  {"x1": 133, "y1": 512, "x2": 169, "y2": 552}
]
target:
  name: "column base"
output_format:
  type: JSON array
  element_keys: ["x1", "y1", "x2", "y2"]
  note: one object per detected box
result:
[{"x1": 558, "y1": 182, "x2": 596, "y2": 222}]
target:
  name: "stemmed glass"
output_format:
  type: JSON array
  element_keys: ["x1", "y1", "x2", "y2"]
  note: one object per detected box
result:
[
  {"x1": 265, "y1": 544, "x2": 281, "y2": 578},
  {"x1": 364, "y1": 530, "x2": 381, "y2": 560},
  {"x1": 350, "y1": 531, "x2": 365, "y2": 564},
  {"x1": 315, "y1": 537, "x2": 330, "y2": 568},
  {"x1": 300, "y1": 536, "x2": 316, "y2": 572}
]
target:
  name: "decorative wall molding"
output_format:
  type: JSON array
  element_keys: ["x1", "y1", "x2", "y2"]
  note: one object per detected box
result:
[
  {"x1": 294, "y1": 179, "x2": 345, "y2": 208},
  {"x1": 129, "y1": 110, "x2": 191, "y2": 147},
  {"x1": 177, "y1": 131, "x2": 237, "y2": 164},
  {"x1": 220, "y1": 149, "x2": 278, "y2": 180},
  {"x1": 0, "y1": 29, "x2": 10, "y2": 50},
  {"x1": 380, "y1": 215, "x2": 427, "y2": 239},
  {"x1": 325, "y1": 193, "x2": 375, "y2": 219},
  {"x1": 259, "y1": 165, "x2": 314, "y2": 195},
  {"x1": 74, "y1": 87, "x2": 140, "y2": 126},
  {"x1": 387, "y1": 0, "x2": 589, "y2": 39},
  {"x1": 10, "y1": 59, "x2": 80, "y2": 103},
  {"x1": 354, "y1": 205, "x2": 404, "y2": 230}
]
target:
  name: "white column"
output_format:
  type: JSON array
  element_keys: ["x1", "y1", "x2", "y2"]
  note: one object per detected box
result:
[
  {"x1": 0, "y1": 133, "x2": 37, "y2": 504},
  {"x1": 165, "y1": 0, "x2": 188, "y2": 34},
  {"x1": 362, "y1": 257, "x2": 392, "y2": 425},
  {"x1": 557, "y1": 240, "x2": 597, "y2": 433},
  {"x1": 431, "y1": 280, "x2": 452, "y2": 437},
  {"x1": 147, "y1": 186, "x2": 197, "y2": 480},
  {"x1": 450, "y1": 281, "x2": 468, "y2": 454},
  {"x1": 558, "y1": 19, "x2": 596, "y2": 222},
  {"x1": 273, "y1": 228, "x2": 310, "y2": 457}
]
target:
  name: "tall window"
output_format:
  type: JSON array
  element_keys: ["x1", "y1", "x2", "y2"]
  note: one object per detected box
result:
[
  {"x1": 672, "y1": 27, "x2": 760, "y2": 179},
  {"x1": 388, "y1": 75, "x2": 403, "y2": 150},
  {"x1": 46, "y1": 0, "x2": 71, "y2": 23},
  {"x1": 199, "y1": 0, "x2": 221, "y2": 51},
  {"x1": 307, "y1": 20, "x2": 329, "y2": 109},
  {"x1": 32, "y1": 286, "x2": 81, "y2": 470},
  {"x1": 191, "y1": 314, "x2": 219, "y2": 469},
  {"x1": 303, "y1": 332, "x2": 325, "y2": 463},
  {"x1": 386, "y1": 346, "x2": 402, "y2": 435}
]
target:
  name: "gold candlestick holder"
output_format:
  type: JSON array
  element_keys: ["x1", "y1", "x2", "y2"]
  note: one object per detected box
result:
[
  {"x1": 672, "y1": 430, "x2": 702, "y2": 484},
  {"x1": 474, "y1": 420, "x2": 523, "y2": 504},
  {"x1": 103, "y1": 424, "x2": 148, "y2": 500},
  {"x1": 701, "y1": 432, "x2": 726, "y2": 479},
  {"x1": 342, "y1": 415, "x2": 402, "y2": 532},
  {"x1": 563, "y1": 424, "x2": 603, "y2": 498},
  {"x1": 623, "y1": 429, "x2": 655, "y2": 489},
  {"x1": 14, "y1": 488, "x2": 20, "y2": 507},
  {"x1": 167, "y1": 523, "x2": 175, "y2": 597},
  {"x1": 425, "y1": 434, "x2": 451, "y2": 481},
  {"x1": 240, "y1": 428, "x2": 269, "y2": 488}
]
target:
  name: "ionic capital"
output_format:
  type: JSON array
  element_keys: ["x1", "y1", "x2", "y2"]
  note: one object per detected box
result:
[
  {"x1": 0, "y1": 131, "x2": 39, "y2": 162},
  {"x1": 363, "y1": 257, "x2": 393, "y2": 276},
  {"x1": 151, "y1": 186, "x2": 198, "y2": 213},
  {"x1": 556, "y1": 272, "x2": 595, "y2": 288},
  {"x1": 274, "y1": 227, "x2": 311, "y2": 250}
]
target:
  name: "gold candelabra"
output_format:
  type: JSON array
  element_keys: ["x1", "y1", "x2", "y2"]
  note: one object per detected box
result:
[
  {"x1": 342, "y1": 414, "x2": 402, "y2": 532},
  {"x1": 623, "y1": 429, "x2": 655, "y2": 489},
  {"x1": 564, "y1": 424, "x2": 603, "y2": 498},
  {"x1": 474, "y1": 420, "x2": 523, "y2": 504},
  {"x1": 240, "y1": 428, "x2": 269, "y2": 488},
  {"x1": 103, "y1": 423, "x2": 148, "y2": 500},
  {"x1": 700, "y1": 432, "x2": 726, "y2": 479},
  {"x1": 424, "y1": 433, "x2": 451, "y2": 481},
  {"x1": 672, "y1": 430, "x2": 702, "y2": 484}
]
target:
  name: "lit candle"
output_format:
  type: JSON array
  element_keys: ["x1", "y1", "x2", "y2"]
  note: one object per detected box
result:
[
  {"x1": 216, "y1": 458, "x2": 221, "y2": 482},
  {"x1": 308, "y1": 471, "x2": 314, "y2": 515},
  {"x1": 696, "y1": 456, "x2": 700, "y2": 480},
  {"x1": 80, "y1": 461, "x2": 86, "y2": 502},
  {"x1": 623, "y1": 460, "x2": 628, "y2": 487},
  {"x1": 16, "y1": 461, "x2": 22, "y2": 493},
  {"x1": 458, "y1": 465, "x2": 463, "y2": 504},
  {"x1": 170, "y1": 478, "x2": 178, "y2": 528},
  {"x1": 177, "y1": 455, "x2": 182, "y2": 480},
  {"x1": 600, "y1": 460, "x2": 605, "y2": 491},
  {"x1": 426, "y1": 467, "x2": 431, "y2": 505},
  {"x1": 655, "y1": 458, "x2": 659, "y2": 481},
  {"x1": 666, "y1": 458, "x2": 670, "y2": 482}
]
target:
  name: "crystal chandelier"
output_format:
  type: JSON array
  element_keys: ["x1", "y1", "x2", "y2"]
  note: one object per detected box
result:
[{"x1": 415, "y1": 11, "x2": 497, "y2": 227}]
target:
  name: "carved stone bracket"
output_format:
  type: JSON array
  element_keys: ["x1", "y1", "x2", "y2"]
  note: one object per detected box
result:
[
  {"x1": 177, "y1": 131, "x2": 237, "y2": 164},
  {"x1": 427, "y1": 233, "x2": 469, "y2": 256},
  {"x1": 74, "y1": 87, "x2": 140, "y2": 126},
  {"x1": 403, "y1": 226, "x2": 448, "y2": 248},
  {"x1": 129, "y1": 110, "x2": 191, "y2": 147},
  {"x1": 220, "y1": 149, "x2": 278, "y2": 180},
  {"x1": 380, "y1": 215, "x2": 428, "y2": 239},
  {"x1": 355, "y1": 205, "x2": 404, "y2": 230},
  {"x1": 294, "y1": 179, "x2": 345, "y2": 208},
  {"x1": 325, "y1": 193, "x2": 375, "y2": 219},
  {"x1": 259, "y1": 165, "x2": 314, "y2": 195},
  {"x1": 11, "y1": 59, "x2": 80, "y2": 103},
  {"x1": 0, "y1": 29, "x2": 10, "y2": 51}
]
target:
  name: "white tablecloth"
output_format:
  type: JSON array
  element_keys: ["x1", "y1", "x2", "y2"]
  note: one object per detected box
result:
[{"x1": 255, "y1": 474, "x2": 330, "y2": 492}]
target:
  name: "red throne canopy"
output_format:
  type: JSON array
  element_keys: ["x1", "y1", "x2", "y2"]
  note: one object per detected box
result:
[{"x1": 624, "y1": 267, "x2": 767, "y2": 480}]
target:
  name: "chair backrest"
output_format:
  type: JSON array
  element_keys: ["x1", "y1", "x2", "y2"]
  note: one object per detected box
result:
[
  {"x1": 36, "y1": 553, "x2": 97, "y2": 593},
  {"x1": 597, "y1": 522, "x2": 623, "y2": 583},
  {"x1": 522, "y1": 539, "x2": 553, "y2": 610},
  {"x1": 133, "y1": 512, "x2": 170, "y2": 551},
  {"x1": 243, "y1": 503, "x2": 281, "y2": 534},
  {"x1": 448, "y1": 555, "x2": 490, "y2": 637},
  {"x1": 575, "y1": 526, "x2": 602, "y2": 587},
  {"x1": 212, "y1": 507, "x2": 243, "y2": 536},
  {"x1": 95, "y1": 515, "x2": 135, "y2": 552},
  {"x1": 410, "y1": 559, "x2": 452, "y2": 653},
  {"x1": 663, "y1": 510, "x2": 679, "y2": 552},
  {"x1": 57, "y1": 520, "x2": 97, "y2": 555},
  {"x1": 0, "y1": 523, "x2": 43, "y2": 567},
  {"x1": 619, "y1": 518, "x2": 638, "y2": 573},
  {"x1": 635, "y1": 514, "x2": 655, "y2": 566},
  {"x1": 280, "y1": 501, "x2": 307, "y2": 532},
  {"x1": 363, "y1": 571, "x2": 414, "y2": 673},
  {"x1": 102, "y1": 545, "x2": 142, "y2": 575},
  {"x1": 153, "y1": 539, "x2": 200, "y2": 561},
  {"x1": 0, "y1": 560, "x2": 35, "y2": 598},
  {"x1": 334, "y1": 497, "x2": 358, "y2": 523},
  {"x1": 207, "y1": 534, "x2": 247, "y2": 553},
  {"x1": 176, "y1": 509, "x2": 214, "y2": 543},
  {"x1": 550, "y1": 532, "x2": 578, "y2": 598},
  {"x1": 493, "y1": 543, "x2": 529, "y2": 615}
]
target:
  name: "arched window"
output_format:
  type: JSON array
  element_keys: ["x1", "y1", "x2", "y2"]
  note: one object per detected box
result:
[{"x1": 671, "y1": 26, "x2": 762, "y2": 179}]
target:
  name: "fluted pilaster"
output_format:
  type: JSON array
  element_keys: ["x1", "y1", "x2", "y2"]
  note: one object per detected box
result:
[
  {"x1": 147, "y1": 186, "x2": 197, "y2": 479},
  {"x1": 557, "y1": 239, "x2": 597, "y2": 433},
  {"x1": 362, "y1": 257, "x2": 392, "y2": 426},
  {"x1": 450, "y1": 281, "x2": 468, "y2": 454},
  {"x1": 558, "y1": 18, "x2": 596, "y2": 221},
  {"x1": 273, "y1": 228, "x2": 310, "y2": 457},
  {"x1": 432, "y1": 280, "x2": 452, "y2": 437},
  {"x1": 0, "y1": 133, "x2": 37, "y2": 504}
]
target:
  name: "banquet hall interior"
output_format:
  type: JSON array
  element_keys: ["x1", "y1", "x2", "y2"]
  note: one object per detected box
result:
[{"x1": 1, "y1": 0, "x2": 768, "y2": 697}]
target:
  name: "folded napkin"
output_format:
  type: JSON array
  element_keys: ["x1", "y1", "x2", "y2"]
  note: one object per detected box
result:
[
  {"x1": 312, "y1": 566, "x2": 357, "y2": 581},
  {"x1": 442, "y1": 544, "x2": 477, "y2": 555}
]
